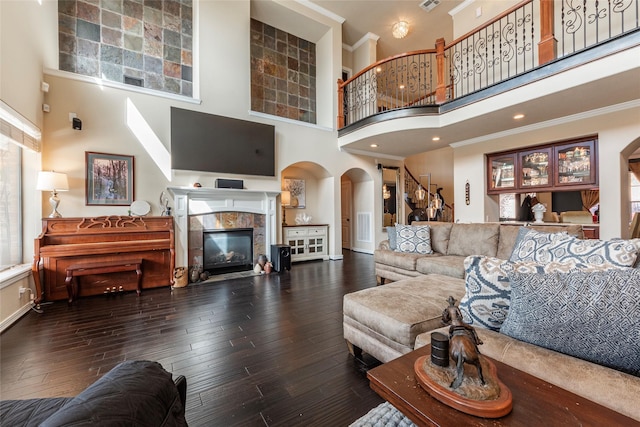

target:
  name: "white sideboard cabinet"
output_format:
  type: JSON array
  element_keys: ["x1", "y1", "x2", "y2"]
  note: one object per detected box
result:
[{"x1": 283, "y1": 225, "x2": 329, "y2": 262}]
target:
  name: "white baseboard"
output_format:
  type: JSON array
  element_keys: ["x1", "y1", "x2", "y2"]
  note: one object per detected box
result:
[
  {"x1": 349, "y1": 248, "x2": 374, "y2": 255},
  {"x1": 0, "y1": 303, "x2": 32, "y2": 334},
  {"x1": 329, "y1": 254, "x2": 344, "y2": 260}
]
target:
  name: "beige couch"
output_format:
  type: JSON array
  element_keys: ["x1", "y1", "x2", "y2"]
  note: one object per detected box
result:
[
  {"x1": 374, "y1": 222, "x2": 583, "y2": 284},
  {"x1": 345, "y1": 222, "x2": 640, "y2": 421}
]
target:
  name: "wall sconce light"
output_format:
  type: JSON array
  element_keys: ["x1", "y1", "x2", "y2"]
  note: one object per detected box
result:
[
  {"x1": 281, "y1": 190, "x2": 291, "y2": 225},
  {"x1": 392, "y1": 21, "x2": 409, "y2": 39},
  {"x1": 37, "y1": 171, "x2": 69, "y2": 218}
]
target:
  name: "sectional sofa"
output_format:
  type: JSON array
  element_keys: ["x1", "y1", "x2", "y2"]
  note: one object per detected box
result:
[{"x1": 344, "y1": 222, "x2": 640, "y2": 420}]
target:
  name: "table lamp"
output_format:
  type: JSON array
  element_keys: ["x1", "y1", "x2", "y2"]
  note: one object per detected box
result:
[
  {"x1": 281, "y1": 190, "x2": 291, "y2": 225},
  {"x1": 37, "y1": 171, "x2": 69, "y2": 218}
]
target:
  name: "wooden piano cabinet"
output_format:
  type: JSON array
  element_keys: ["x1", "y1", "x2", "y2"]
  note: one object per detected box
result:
[{"x1": 32, "y1": 216, "x2": 175, "y2": 304}]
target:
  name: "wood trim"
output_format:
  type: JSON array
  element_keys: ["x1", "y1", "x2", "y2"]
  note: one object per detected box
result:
[{"x1": 538, "y1": 0, "x2": 557, "y2": 64}]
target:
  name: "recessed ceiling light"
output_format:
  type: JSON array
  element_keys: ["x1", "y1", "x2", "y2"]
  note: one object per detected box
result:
[
  {"x1": 513, "y1": 113, "x2": 525, "y2": 120},
  {"x1": 370, "y1": 144, "x2": 378, "y2": 148},
  {"x1": 376, "y1": 67, "x2": 382, "y2": 73},
  {"x1": 432, "y1": 136, "x2": 440, "y2": 141},
  {"x1": 399, "y1": 84, "x2": 405, "y2": 90}
]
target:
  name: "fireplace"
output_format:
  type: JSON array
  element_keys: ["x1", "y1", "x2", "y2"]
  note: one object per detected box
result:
[{"x1": 203, "y1": 228, "x2": 254, "y2": 274}]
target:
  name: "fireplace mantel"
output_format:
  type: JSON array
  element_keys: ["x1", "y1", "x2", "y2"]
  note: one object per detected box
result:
[{"x1": 168, "y1": 186, "x2": 280, "y2": 267}]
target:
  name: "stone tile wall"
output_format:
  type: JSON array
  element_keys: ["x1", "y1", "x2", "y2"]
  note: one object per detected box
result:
[
  {"x1": 58, "y1": 0, "x2": 193, "y2": 97},
  {"x1": 250, "y1": 19, "x2": 316, "y2": 124},
  {"x1": 189, "y1": 212, "x2": 266, "y2": 271}
]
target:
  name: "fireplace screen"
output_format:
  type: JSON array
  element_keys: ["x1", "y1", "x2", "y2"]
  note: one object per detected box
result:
[{"x1": 203, "y1": 228, "x2": 253, "y2": 274}]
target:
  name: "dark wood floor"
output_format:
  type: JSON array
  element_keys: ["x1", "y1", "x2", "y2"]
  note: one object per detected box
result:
[{"x1": 0, "y1": 250, "x2": 383, "y2": 426}]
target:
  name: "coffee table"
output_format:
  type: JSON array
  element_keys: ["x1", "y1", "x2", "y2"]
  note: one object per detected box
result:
[{"x1": 367, "y1": 345, "x2": 638, "y2": 426}]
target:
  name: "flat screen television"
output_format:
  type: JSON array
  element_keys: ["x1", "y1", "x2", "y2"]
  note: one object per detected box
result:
[{"x1": 171, "y1": 107, "x2": 275, "y2": 177}]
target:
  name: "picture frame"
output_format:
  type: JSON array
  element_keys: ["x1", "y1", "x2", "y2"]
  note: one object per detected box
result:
[
  {"x1": 283, "y1": 178, "x2": 305, "y2": 208},
  {"x1": 86, "y1": 152, "x2": 134, "y2": 206}
]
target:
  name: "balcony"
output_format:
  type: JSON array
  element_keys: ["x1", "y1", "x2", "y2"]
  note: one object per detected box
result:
[{"x1": 337, "y1": 0, "x2": 640, "y2": 158}]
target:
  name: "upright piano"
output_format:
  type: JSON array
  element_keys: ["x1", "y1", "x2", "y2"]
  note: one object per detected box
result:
[{"x1": 32, "y1": 216, "x2": 175, "y2": 304}]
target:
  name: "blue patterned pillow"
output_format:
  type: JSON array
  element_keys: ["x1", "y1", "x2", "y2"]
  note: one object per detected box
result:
[
  {"x1": 395, "y1": 224, "x2": 433, "y2": 254},
  {"x1": 460, "y1": 256, "x2": 615, "y2": 331},
  {"x1": 501, "y1": 269, "x2": 640, "y2": 376},
  {"x1": 509, "y1": 228, "x2": 569, "y2": 263},
  {"x1": 386, "y1": 226, "x2": 397, "y2": 250}
]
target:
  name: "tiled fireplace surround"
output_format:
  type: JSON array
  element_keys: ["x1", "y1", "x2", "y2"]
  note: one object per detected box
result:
[{"x1": 168, "y1": 187, "x2": 279, "y2": 272}]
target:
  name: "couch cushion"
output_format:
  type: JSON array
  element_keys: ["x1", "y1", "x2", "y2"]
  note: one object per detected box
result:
[
  {"x1": 459, "y1": 256, "x2": 617, "y2": 331},
  {"x1": 501, "y1": 269, "x2": 640, "y2": 376},
  {"x1": 510, "y1": 228, "x2": 640, "y2": 267},
  {"x1": 395, "y1": 224, "x2": 433, "y2": 254},
  {"x1": 447, "y1": 223, "x2": 500, "y2": 257},
  {"x1": 413, "y1": 222, "x2": 452, "y2": 254},
  {"x1": 343, "y1": 275, "x2": 464, "y2": 348},
  {"x1": 374, "y1": 250, "x2": 424, "y2": 271},
  {"x1": 415, "y1": 255, "x2": 465, "y2": 279}
]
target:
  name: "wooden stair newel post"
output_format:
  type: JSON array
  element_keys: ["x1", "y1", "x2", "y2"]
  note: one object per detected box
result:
[
  {"x1": 435, "y1": 38, "x2": 447, "y2": 104},
  {"x1": 538, "y1": 0, "x2": 557, "y2": 64}
]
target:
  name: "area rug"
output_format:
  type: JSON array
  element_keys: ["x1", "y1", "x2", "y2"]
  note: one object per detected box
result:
[{"x1": 349, "y1": 402, "x2": 416, "y2": 427}]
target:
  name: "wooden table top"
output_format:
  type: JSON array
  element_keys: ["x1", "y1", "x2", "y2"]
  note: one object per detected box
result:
[{"x1": 367, "y1": 345, "x2": 638, "y2": 427}]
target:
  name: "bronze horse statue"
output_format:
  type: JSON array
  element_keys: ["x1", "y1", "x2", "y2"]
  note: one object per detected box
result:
[{"x1": 442, "y1": 296, "x2": 485, "y2": 389}]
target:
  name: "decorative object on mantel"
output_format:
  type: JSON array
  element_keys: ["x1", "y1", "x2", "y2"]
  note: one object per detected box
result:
[
  {"x1": 159, "y1": 191, "x2": 171, "y2": 216},
  {"x1": 36, "y1": 171, "x2": 69, "y2": 218},
  {"x1": 295, "y1": 213, "x2": 312, "y2": 224},
  {"x1": 130, "y1": 200, "x2": 151, "y2": 216},
  {"x1": 283, "y1": 178, "x2": 305, "y2": 208},
  {"x1": 86, "y1": 152, "x2": 134, "y2": 206},
  {"x1": 531, "y1": 203, "x2": 547, "y2": 223},
  {"x1": 413, "y1": 296, "x2": 512, "y2": 418}
]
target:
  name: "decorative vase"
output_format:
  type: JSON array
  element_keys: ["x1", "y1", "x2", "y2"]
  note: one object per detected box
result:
[
  {"x1": 264, "y1": 262, "x2": 273, "y2": 274},
  {"x1": 257, "y1": 254, "x2": 268, "y2": 268}
]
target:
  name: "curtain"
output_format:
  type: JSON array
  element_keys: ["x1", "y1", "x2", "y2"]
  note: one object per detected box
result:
[
  {"x1": 581, "y1": 189, "x2": 599, "y2": 211},
  {"x1": 630, "y1": 161, "x2": 640, "y2": 182}
]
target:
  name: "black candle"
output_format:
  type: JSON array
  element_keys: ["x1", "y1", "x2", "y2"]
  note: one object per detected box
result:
[{"x1": 431, "y1": 332, "x2": 450, "y2": 367}]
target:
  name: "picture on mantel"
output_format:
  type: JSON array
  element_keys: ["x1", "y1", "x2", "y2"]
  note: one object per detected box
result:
[{"x1": 283, "y1": 178, "x2": 305, "y2": 208}]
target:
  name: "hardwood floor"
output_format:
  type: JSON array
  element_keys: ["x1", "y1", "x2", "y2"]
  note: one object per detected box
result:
[{"x1": 0, "y1": 250, "x2": 383, "y2": 426}]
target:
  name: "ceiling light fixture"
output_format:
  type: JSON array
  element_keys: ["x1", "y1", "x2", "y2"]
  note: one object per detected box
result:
[
  {"x1": 370, "y1": 144, "x2": 378, "y2": 148},
  {"x1": 392, "y1": 21, "x2": 409, "y2": 39},
  {"x1": 432, "y1": 136, "x2": 440, "y2": 141},
  {"x1": 513, "y1": 113, "x2": 525, "y2": 120}
]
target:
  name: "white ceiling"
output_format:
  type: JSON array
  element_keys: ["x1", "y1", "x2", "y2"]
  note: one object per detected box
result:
[{"x1": 311, "y1": 0, "x2": 463, "y2": 59}]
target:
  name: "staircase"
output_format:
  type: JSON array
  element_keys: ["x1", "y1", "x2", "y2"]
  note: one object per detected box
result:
[{"x1": 404, "y1": 167, "x2": 454, "y2": 222}]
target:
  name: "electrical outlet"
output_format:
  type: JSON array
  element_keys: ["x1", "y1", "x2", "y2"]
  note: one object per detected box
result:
[{"x1": 19, "y1": 286, "x2": 27, "y2": 298}]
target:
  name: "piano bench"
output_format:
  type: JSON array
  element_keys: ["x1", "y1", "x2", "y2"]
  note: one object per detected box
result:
[{"x1": 65, "y1": 259, "x2": 143, "y2": 304}]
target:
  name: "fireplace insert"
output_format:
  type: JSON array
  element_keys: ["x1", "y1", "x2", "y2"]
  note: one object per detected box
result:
[{"x1": 203, "y1": 228, "x2": 253, "y2": 274}]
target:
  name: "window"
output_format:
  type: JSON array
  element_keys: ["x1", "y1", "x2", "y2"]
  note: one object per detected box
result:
[
  {"x1": 0, "y1": 101, "x2": 41, "y2": 272},
  {"x1": 0, "y1": 139, "x2": 22, "y2": 271},
  {"x1": 631, "y1": 171, "x2": 640, "y2": 217}
]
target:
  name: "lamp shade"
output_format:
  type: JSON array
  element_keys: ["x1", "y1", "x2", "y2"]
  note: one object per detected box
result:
[
  {"x1": 37, "y1": 171, "x2": 69, "y2": 192},
  {"x1": 281, "y1": 190, "x2": 291, "y2": 206}
]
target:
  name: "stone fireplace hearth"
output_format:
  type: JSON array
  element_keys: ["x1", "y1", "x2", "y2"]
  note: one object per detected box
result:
[{"x1": 168, "y1": 187, "x2": 280, "y2": 271}]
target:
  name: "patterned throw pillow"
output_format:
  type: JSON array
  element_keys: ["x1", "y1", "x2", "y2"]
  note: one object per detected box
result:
[
  {"x1": 395, "y1": 224, "x2": 433, "y2": 254},
  {"x1": 501, "y1": 270, "x2": 640, "y2": 376},
  {"x1": 460, "y1": 256, "x2": 613, "y2": 331},
  {"x1": 386, "y1": 226, "x2": 397, "y2": 251},
  {"x1": 508, "y1": 227, "x2": 569, "y2": 263},
  {"x1": 510, "y1": 228, "x2": 640, "y2": 268}
]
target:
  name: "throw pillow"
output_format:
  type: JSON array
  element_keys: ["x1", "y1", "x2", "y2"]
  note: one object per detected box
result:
[
  {"x1": 510, "y1": 228, "x2": 640, "y2": 268},
  {"x1": 386, "y1": 226, "x2": 397, "y2": 251},
  {"x1": 395, "y1": 224, "x2": 433, "y2": 254},
  {"x1": 509, "y1": 227, "x2": 569, "y2": 263},
  {"x1": 460, "y1": 256, "x2": 614, "y2": 331},
  {"x1": 501, "y1": 270, "x2": 640, "y2": 376}
]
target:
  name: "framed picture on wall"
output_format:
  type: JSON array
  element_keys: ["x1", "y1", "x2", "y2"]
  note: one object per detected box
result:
[
  {"x1": 86, "y1": 152, "x2": 134, "y2": 206},
  {"x1": 283, "y1": 178, "x2": 305, "y2": 208}
]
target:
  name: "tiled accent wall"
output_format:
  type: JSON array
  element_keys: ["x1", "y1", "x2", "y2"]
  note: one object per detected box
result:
[
  {"x1": 189, "y1": 212, "x2": 266, "y2": 270},
  {"x1": 250, "y1": 19, "x2": 316, "y2": 124},
  {"x1": 58, "y1": 0, "x2": 193, "y2": 97}
]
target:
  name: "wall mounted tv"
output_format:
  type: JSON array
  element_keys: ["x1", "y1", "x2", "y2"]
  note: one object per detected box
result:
[{"x1": 171, "y1": 107, "x2": 275, "y2": 177}]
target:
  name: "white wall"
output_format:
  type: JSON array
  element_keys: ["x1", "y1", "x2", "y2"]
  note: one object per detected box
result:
[{"x1": 450, "y1": 0, "x2": 522, "y2": 39}]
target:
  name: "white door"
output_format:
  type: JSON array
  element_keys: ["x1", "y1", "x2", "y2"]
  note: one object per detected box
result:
[{"x1": 341, "y1": 180, "x2": 352, "y2": 249}]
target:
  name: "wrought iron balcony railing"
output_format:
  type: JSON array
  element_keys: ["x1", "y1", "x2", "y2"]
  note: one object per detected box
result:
[{"x1": 337, "y1": 0, "x2": 639, "y2": 130}]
